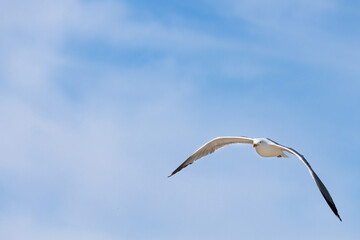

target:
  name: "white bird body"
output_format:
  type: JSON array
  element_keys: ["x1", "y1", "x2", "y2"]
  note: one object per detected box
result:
[
  {"x1": 253, "y1": 138, "x2": 289, "y2": 158},
  {"x1": 169, "y1": 136, "x2": 341, "y2": 221}
]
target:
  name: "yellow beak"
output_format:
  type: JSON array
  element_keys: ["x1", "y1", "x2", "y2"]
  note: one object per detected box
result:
[{"x1": 253, "y1": 143, "x2": 257, "y2": 147}]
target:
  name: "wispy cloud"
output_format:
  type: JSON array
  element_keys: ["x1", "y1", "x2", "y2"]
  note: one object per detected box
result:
[{"x1": 207, "y1": 0, "x2": 360, "y2": 79}]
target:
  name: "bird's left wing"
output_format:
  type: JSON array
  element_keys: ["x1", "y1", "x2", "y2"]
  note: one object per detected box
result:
[
  {"x1": 273, "y1": 143, "x2": 342, "y2": 221},
  {"x1": 168, "y1": 136, "x2": 253, "y2": 177}
]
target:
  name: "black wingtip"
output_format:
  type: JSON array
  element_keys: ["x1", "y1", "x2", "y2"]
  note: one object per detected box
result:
[
  {"x1": 168, "y1": 172, "x2": 176, "y2": 178},
  {"x1": 323, "y1": 196, "x2": 342, "y2": 222}
]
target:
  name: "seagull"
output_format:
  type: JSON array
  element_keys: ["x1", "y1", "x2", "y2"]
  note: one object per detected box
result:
[{"x1": 168, "y1": 136, "x2": 342, "y2": 221}]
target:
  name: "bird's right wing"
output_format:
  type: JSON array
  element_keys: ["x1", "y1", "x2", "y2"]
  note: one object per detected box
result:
[
  {"x1": 274, "y1": 144, "x2": 342, "y2": 221},
  {"x1": 168, "y1": 136, "x2": 253, "y2": 177}
]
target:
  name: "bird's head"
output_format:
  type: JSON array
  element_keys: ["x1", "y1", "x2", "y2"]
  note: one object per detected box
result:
[{"x1": 253, "y1": 139, "x2": 264, "y2": 148}]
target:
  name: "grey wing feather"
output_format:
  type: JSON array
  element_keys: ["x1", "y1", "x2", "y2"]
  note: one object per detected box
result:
[
  {"x1": 168, "y1": 137, "x2": 253, "y2": 177},
  {"x1": 275, "y1": 144, "x2": 342, "y2": 221}
]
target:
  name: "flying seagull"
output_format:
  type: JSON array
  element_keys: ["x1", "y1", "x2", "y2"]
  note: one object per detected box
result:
[{"x1": 168, "y1": 136, "x2": 342, "y2": 221}]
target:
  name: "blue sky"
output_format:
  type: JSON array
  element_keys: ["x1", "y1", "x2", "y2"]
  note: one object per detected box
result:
[{"x1": 1, "y1": 0, "x2": 360, "y2": 239}]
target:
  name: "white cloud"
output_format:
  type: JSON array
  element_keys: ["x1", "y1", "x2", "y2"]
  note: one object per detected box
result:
[
  {"x1": 0, "y1": 0, "x2": 241, "y2": 94},
  {"x1": 0, "y1": 213, "x2": 125, "y2": 240},
  {"x1": 206, "y1": 0, "x2": 360, "y2": 79},
  {"x1": 222, "y1": 0, "x2": 337, "y2": 28}
]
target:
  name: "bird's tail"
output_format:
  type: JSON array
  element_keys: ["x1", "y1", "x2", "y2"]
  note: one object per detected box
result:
[{"x1": 281, "y1": 152, "x2": 290, "y2": 158}]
